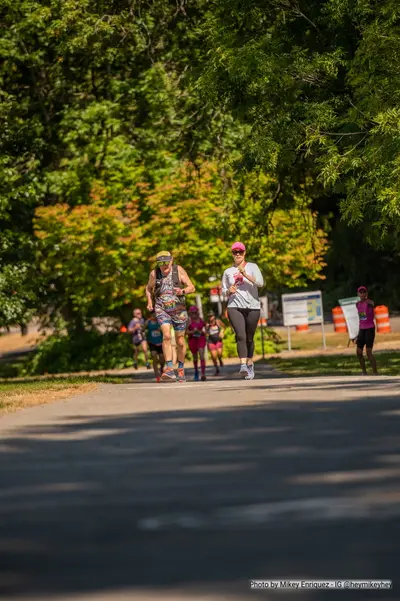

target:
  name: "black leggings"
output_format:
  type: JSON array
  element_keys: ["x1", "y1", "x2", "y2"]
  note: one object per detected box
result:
[{"x1": 227, "y1": 308, "x2": 260, "y2": 359}]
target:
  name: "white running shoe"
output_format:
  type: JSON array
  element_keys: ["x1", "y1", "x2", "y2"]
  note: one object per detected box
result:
[
  {"x1": 245, "y1": 364, "x2": 255, "y2": 380},
  {"x1": 239, "y1": 364, "x2": 249, "y2": 378}
]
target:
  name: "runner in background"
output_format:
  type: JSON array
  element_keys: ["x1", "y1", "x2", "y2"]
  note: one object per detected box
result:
[
  {"x1": 356, "y1": 286, "x2": 378, "y2": 375},
  {"x1": 187, "y1": 306, "x2": 207, "y2": 381},
  {"x1": 206, "y1": 311, "x2": 225, "y2": 376},
  {"x1": 221, "y1": 241, "x2": 264, "y2": 380},
  {"x1": 128, "y1": 308, "x2": 151, "y2": 370},
  {"x1": 146, "y1": 251, "x2": 195, "y2": 382},
  {"x1": 145, "y1": 311, "x2": 165, "y2": 382}
]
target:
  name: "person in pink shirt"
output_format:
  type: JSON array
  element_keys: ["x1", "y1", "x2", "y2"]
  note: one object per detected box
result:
[
  {"x1": 187, "y1": 305, "x2": 207, "y2": 381},
  {"x1": 356, "y1": 286, "x2": 378, "y2": 375}
]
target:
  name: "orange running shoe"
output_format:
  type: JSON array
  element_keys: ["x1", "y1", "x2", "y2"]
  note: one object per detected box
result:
[
  {"x1": 177, "y1": 367, "x2": 186, "y2": 382},
  {"x1": 161, "y1": 367, "x2": 176, "y2": 382}
]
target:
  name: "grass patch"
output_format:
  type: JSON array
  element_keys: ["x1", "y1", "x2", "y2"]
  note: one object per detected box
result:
[
  {"x1": 269, "y1": 351, "x2": 400, "y2": 377},
  {"x1": 277, "y1": 329, "x2": 400, "y2": 351},
  {"x1": 0, "y1": 375, "x2": 129, "y2": 414}
]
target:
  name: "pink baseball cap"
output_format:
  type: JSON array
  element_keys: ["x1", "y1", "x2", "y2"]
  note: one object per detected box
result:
[
  {"x1": 189, "y1": 305, "x2": 199, "y2": 312},
  {"x1": 357, "y1": 285, "x2": 368, "y2": 293},
  {"x1": 231, "y1": 241, "x2": 246, "y2": 251}
]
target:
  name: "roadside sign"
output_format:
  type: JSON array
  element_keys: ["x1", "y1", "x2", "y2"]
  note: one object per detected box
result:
[
  {"x1": 282, "y1": 291, "x2": 323, "y2": 326},
  {"x1": 282, "y1": 291, "x2": 326, "y2": 350},
  {"x1": 307, "y1": 293, "x2": 324, "y2": 324},
  {"x1": 338, "y1": 297, "x2": 359, "y2": 340}
]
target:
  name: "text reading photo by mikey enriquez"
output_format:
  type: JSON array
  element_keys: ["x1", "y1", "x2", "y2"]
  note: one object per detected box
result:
[{"x1": 249, "y1": 580, "x2": 393, "y2": 590}]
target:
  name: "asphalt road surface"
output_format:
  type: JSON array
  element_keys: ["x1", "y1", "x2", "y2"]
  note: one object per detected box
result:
[{"x1": 1, "y1": 363, "x2": 400, "y2": 601}]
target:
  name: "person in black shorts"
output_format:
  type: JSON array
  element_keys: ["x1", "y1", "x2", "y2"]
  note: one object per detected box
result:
[{"x1": 356, "y1": 286, "x2": 378, "y2": 375}]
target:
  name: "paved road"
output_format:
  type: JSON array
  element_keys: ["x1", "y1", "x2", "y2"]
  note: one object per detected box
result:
[{"x1": 1, "y1": 364, "x2": 400, "y2": 600}]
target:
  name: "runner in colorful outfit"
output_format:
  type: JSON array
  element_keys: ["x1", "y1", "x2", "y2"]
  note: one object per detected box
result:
[
  {"x1": 206, "y1": 311, "x2": 225, "y2": 376},
  {"x1": 127, "y1": 308, "x2": 151, "y2": 370},
  {"x1": 145, "y1": 311, "x2": 165, "y2": 382},
  {"x1": 356, "y1": 286, "x2": 378, "y2": 375},
  {"x1": 146, "y1": 251, "x2": 195, "y2": 382},
  {"x1": 187, "y1": 306, "x2": 207, "y2": 381},
  {"x1": 221, "y1": 241, "x2": 264, "y2": 380}
]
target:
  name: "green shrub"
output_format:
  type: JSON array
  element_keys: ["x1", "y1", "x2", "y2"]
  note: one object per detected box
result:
[
  {"x1": 0, "y1": 360, "x2": 23, "y2": 378},
  {"x1": 185, "y1": 322, "x2": 281, "y2": 359},
  {"x1": 220, "y1": 325, "x2": 281, "y2": 358},
  {"x1": 20, "y1": 330, "x2": 136, "y2": 375}
]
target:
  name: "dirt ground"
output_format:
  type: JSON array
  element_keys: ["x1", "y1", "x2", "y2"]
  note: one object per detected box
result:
[
  {"x1": 0, "y1": 383, "x2": 98, "y2": 415},
  {"x1": 0, "y1": 331, "x2": 43, "y2": 356}
]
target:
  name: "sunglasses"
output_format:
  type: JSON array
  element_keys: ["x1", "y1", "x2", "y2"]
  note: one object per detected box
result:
[
  {"x1": 158, "y1": 261, "x2": 170, "y2": 266},
  {"x1": 232, "y1": 250, "x2": 244, "y2": 255}
]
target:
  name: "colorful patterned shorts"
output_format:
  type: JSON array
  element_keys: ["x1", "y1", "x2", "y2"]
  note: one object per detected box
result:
[{"x1": 155, "y1": 303, "x2": 188, "y2": 332}]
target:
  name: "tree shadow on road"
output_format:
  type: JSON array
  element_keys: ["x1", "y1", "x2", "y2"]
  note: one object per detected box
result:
[{"x1": 1, "y1": 387, "x2": 400, "y2": 600}]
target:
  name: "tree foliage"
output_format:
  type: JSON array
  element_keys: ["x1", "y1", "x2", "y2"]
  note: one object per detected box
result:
[
  {"x1": 0, "y1": 0, "x2": 224, "y2": 327},
  {"x1": 202, "y1": 0, "x2": 400, "y2": 247},
  {"x1": 34, "y1": 187, "x2": 142, "y2": 327},
  {"x1": 34, "y1": 161, "x2": 328, "y2": 325},
  {"x1": 8, "y1": 0, "x2": 399, "y2": 330}
]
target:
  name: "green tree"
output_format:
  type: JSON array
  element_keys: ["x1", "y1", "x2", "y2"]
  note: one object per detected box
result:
[
  {"x1": 34, "y1": 161, "x2": 328, "y2": 330},
  {"x1": 201, "y1": 0, "x2": 400, "y2": 247},
  {"x1": 0, "y1": 0, "x2": 230, "y2": 326},
  {"x1": 34, "y1": 186, "x2": 143, "y2": 330},
  {"x1": 0, "y1": 263, "x2": 36, "y2": 330},
  {"x1": 222, "y1": 171, "x2": 328, "y2": 288}
]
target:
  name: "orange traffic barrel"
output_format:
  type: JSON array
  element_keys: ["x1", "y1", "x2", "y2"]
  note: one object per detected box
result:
[
  {"x1": 120, "y1": 325, "x2": 127, "y2": 333},
  {"x1": 375, "y1": 305, "x2": 391, "y2": 333},
  {"x1": 258, "y1": 317, "x2": 268, "y2": 327},
  {"x1": 332, "y1": 306, "x2": 347, "y2": 333},
  {"x1": 296, "y1": 323, "x2": 309, "y2": 332}
]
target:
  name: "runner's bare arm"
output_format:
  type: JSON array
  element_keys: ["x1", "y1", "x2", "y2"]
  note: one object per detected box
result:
[
  {"x1": 217, "y1": 319, "x2": 225, "y2": 338},
  {"x1": 177, "y1": 266, "x2": 195, "y2": 295},
  {"x1": 146, "y1": 270, "x2": 156, "y2": 311}
]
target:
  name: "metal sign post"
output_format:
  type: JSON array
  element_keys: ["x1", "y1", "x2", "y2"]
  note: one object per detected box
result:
[
  {"x1": 259, "y1": 296, "x2": 269, "y2": 359},
  {"x1": 261, "y1": 326, "x2": 265, "y2": 358},
  {"x1": 321, "y1": 318, "x2": 327, "y2": 350},
  {"x1": 196, "y1": 293, "x2": 204, "y2": 319}
]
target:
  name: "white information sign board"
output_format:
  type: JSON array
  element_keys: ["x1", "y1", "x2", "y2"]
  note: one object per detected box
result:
[
  {"x1": 282, "y1": 291, "x2": 326, "y2": 350},
  {"x1": 282, "y1": 291, "x2": 323, "y2": 326},
  {"x1": 338, "y1": 297, "x2": 359, "y2": 340}
]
